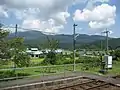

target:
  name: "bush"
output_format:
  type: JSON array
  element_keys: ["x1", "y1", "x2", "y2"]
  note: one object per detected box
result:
[
  {"x1": 77, "y1": 56, "x2": 101, "y2": 68},
  {"x1": 2, "y1": 71, "x2": 15, "y2": 78},
  {"x1": 12, "y1": 53, "x2": 30, "y2": 68},
  {"x1": 0, "y1": 70, "x2": 30, "y2": 79},
  {"x1": 113, "y1": 50, "x2": 120, "y2": 60},
  {"x1": 75, "y1": 52, "x2": 79, "y2": 57},
  {"x1": 17, "y1": 73, "x2": 30, "y2": 76},
  {"x1": 0, "y1": 70, "x2": 15, "y2": 78},
  {"x1": 0, "y1": 59, "x2": 9, "y2": 65},
  {"x1": 63, "y1": 58, "x2": 73, "y2": 64},
  {"x1": 42, "y1": 51, "x2": 56, "y2": 65},
  {"x1": 55, "y1": 54, "x2": 65, "y2": 65}
]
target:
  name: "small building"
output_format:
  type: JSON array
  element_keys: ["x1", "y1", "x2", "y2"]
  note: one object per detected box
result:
[
  {"x1": 26, "y1": 48, "x2": 43, "y2": 58},
  {"x1": 55, "y1": 49, "x2": 63, "y2": 53},
  {"x1": 42, "y1": 49, "x2": 63, "y2": 54}
]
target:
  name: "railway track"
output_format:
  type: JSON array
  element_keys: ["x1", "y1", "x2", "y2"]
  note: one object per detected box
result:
[
  {"x1": 113, "y1": 75, "x2": 120, "y2": 81},
  {"x1": 54, "y1": 78, "x2": 120, "y2": 90},
  {"x1": 2, "y1": 76, "x2": 120, "y2": 90}
]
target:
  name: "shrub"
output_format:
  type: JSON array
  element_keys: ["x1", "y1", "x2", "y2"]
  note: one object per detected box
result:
[
  {"x1": 63, "y1": 58, "x2": 73, "y2": 64},
  {"x1": 55, "y1": 54, "x2": 65, "y2": 65},
  {"x1": 0, "y1": 70, "x2": 30, "y2": 79},
  {"x1": 42, "y1": 51, "x2": 56, "y2": 65},
  {"x1": 114, "y1": 50, "x2": 120, "y2": 60},
  {"x1": 77, "y1": 56, "x2": 101, "y2": 68}
]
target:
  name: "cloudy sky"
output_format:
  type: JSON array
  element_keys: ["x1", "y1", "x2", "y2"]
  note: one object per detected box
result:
[{"x1": 0, "y1": 0, "x2": 119, "y2": 37}]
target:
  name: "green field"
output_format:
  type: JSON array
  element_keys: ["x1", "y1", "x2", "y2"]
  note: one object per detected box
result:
[
  {"x1": 1, "y1": 57, "x2": 120, "y2": 80},
  {"x1": 0, "y1": 58, "x2": 44, "y2": 69},
  {"x1": 31, "y1": 58, "x2": 44, "y2": 63}
]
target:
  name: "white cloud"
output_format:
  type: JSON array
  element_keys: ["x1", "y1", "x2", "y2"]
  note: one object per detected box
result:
[
  {"x1": 13, "y1": 8, "x2": 41, "y2": 20},
  {"x1": 94, "y1": 0, "x2": 110, "y2": 2},
  {"x1": 22, "y1": 18, "x2": 64, "y2": 34},
  {"x1": 0, "y1": 5, "x2": 8, "y2": 18},
  {"x1": 51, "y1": 12, "x2": 70, "y2": 25},
  {"x1": 109, "y1": 30, "x2": 113, "y2": 34},
  {"x1": 95, "y1": 33, "x2": 100, "y2": 35},
  {"x1": 2, "y1": 0, "x2": 73, "y2": 19},
  {"x1": 45, "y1": 25, "x2": 64, "y2": 34},
  {"x1": 89, "y1": 18, "x2": 115, "y2": 29},
  {"x1": 0, "y1": 0, "x2": 114, "y2": 34},
  {"x1": 22, "y1": 19, "x2": 41, "y2": 29},
  {"x1": 86, "y1": 0, "x2": 110, "y2": 9},
  {"x1": 74, "y1": 4, "x2": 116, "y2": 29},
  {"x1": 0, "y1": 0, "x2": 79, "y2": 33}
]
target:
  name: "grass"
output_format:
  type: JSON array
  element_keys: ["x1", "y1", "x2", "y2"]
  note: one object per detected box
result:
[
  {"x1": 80, "y1": 61, "x2": 120, "y2": 76},
  {"x1": 0, "y1": 63, "x2": 120, "y2": 80},
  {"x1": 31, "y1": 58, "x2": 44, "y2": 63},
  {"x1": 15, "y1": 65, "x2": 74, "y2": 75},
  {"x1": 108, "y1": 61, "x2": 120, "y2": 75},
  {"x1": 0, "y1": 63, "x2": 97, "y2": 78},
  {"x1": 0, "y1": 58, "x2": 44, "y2": 69},
  {"x1": 1, "y1": 57, "x2": 120, "y2": 80},
  {"x1": 0, "y1": 61, "x2": 13, "y2": 69}
]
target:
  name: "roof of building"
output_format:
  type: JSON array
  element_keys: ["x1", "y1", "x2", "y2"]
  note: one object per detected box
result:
[
  {"x1": 32, "y1": 51, "x2": 43, "y2": 55},
  {"x1": 31, "y1": 48, "x2": 38, "y2": 51}
]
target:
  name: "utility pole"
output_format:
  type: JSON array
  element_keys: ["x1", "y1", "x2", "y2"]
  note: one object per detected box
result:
[
  {"x1": 100, "y1": 32, "x2": 103, "y2": 51},
  {"x1": 15, "y1": 24, "x2": 18, "y2": 37},
  {"x1": 103, "y1": 28, "x2": 109, "y2": 54},
  {"x1": 73, "y1": 24, "x2": 77, "y2": 71},
  {"x1": 13, "y1": 24, "x2": 18, "y2": 72}
]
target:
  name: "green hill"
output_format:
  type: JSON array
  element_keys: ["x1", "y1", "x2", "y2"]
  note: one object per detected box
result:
[
  {"x1": 9, "y1": 30, "x2": 109, "y2": 49},
  {"x1": 84, "y1": 38, "x2": 120, "y2": 50}
]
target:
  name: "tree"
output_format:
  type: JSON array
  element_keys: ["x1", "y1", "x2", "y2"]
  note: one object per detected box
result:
[
  {"x1": 41, "y1": 36, "x2": 59, "y2": 51},
  {"x1": 42, "y1": 51, "x2": 56, "y2": 65},
  {"x1": 112, "y1": 50, "x2": 120, "y2": 60},
  {"x1": 0, "y1": 24, "x2": 10, "y2": 60},
  {"x1": 42, "y1": 37, "x2": 59, "y2": 65},
  {"x1": 10, "y1": 37, "x2": 30, "y2": 67},
  {"x1": 0, "y1": 23, "x2": 30, "y2": 68}
]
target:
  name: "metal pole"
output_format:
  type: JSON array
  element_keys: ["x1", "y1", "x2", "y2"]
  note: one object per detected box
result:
[
  {"x1": 103, "y1": 29, "x2": 109, "y2": 55},
  {"x1": 105, "y1": 29, "x2": 109, "y2": 54},
  {"x1": 15, "y1": 24, "x2": 18, "y2": 37},
  {"x1": 13, "y1": 24, "x2": 18, "y2": 73},
  {"x1": 73, "y1": 24, "x2": 77, "y2": 71},
  {"x1": 100, "y1": 32, "x2": 103, "y2": 51},
  {"x1": 106, "y1": 29, "x2": 109, "y2": 54}
]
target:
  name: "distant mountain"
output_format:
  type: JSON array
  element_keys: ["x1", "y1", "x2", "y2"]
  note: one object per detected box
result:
[
  {"x1": 89, "y1": 38, "x2": 120, "y2": 50},
  {"x1": 9, "y1": 30, "x2": 108, "y2": 49},
  {"x1": 9, "y1": 30, "x2": 45, "y2": 40}
]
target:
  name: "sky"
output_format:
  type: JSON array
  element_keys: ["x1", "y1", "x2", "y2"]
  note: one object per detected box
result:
[{"x1": 0, "y1": 0, "x2": 120, "y2": 37}]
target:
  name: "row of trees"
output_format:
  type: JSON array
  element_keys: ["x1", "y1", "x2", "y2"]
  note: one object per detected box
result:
[{"x1": 0, "y1": 24, "x2": 30, "y2": 68}]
